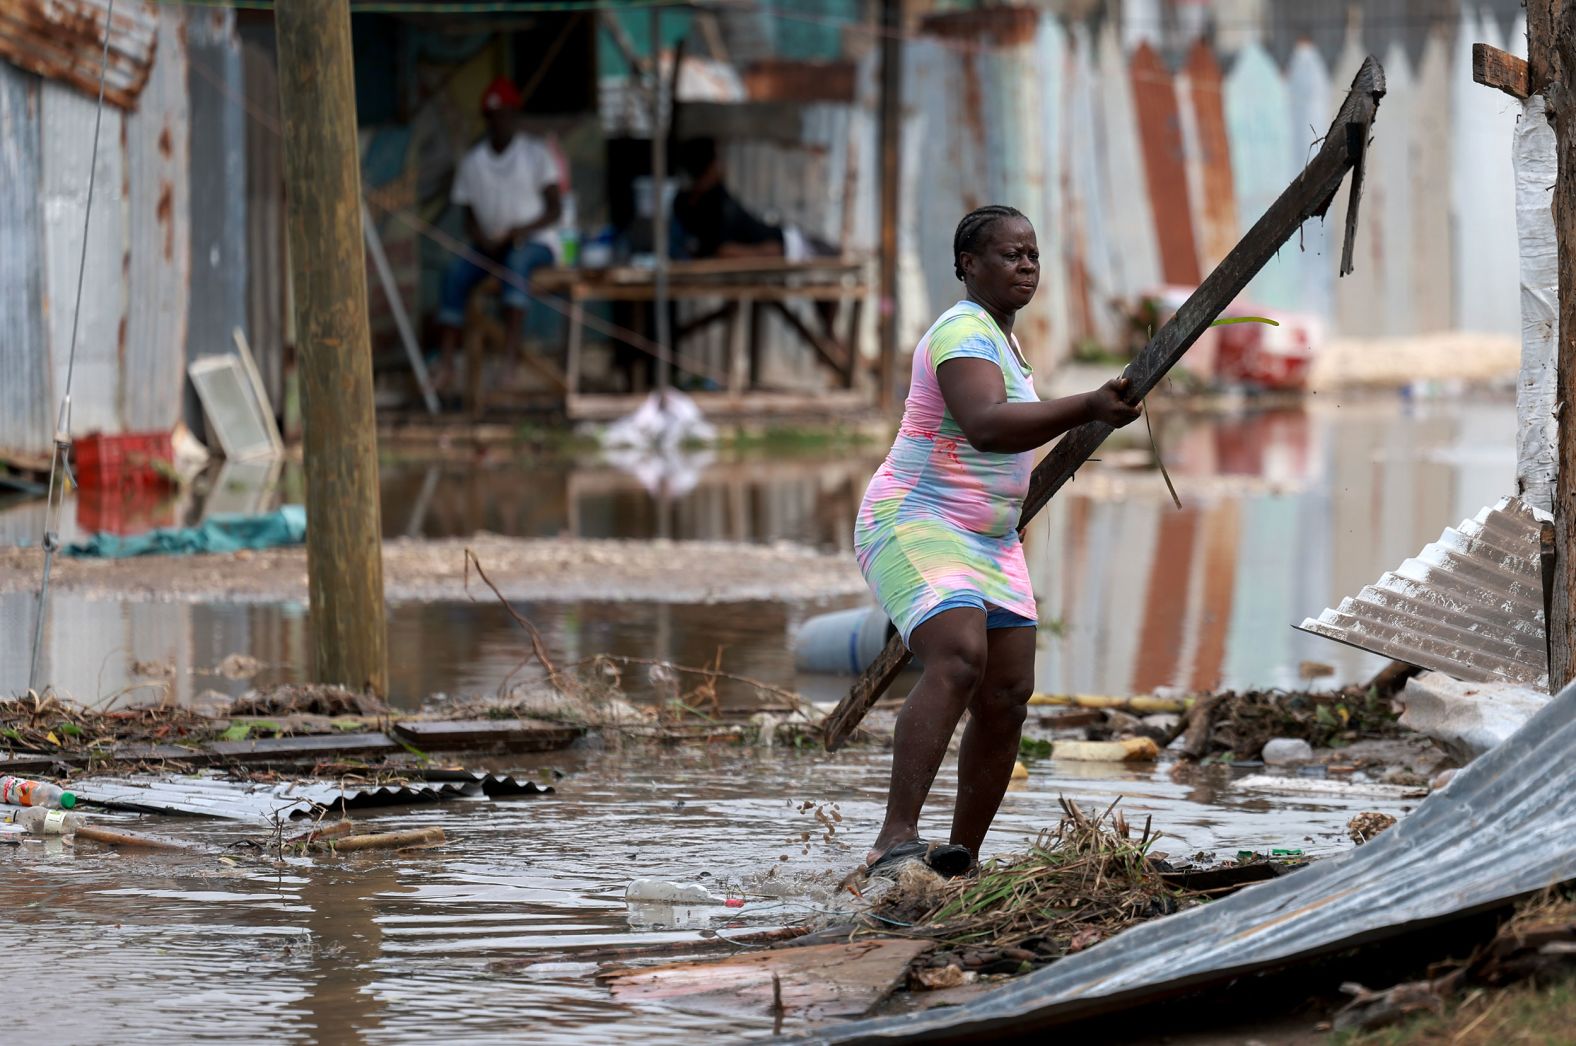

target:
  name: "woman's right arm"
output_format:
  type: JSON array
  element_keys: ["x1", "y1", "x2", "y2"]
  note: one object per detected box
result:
[{"x1": 937, "y1": 358, "x2": 1143, "y2": 454}]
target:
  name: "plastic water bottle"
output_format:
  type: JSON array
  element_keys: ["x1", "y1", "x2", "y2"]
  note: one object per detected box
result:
[
  {"x1": 0, "y1": 776, "x2": 77, "y2": 809},
  {"x1": 624, "y1": 879, "x2": 725, "y2": 905},
  {"x1": 2, "y1": 806, "x2": 84, "y2": 835}
]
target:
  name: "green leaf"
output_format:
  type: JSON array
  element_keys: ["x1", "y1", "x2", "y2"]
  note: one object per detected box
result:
[
  {"x1": 219, "y1": 723, "x2": 253, "y2": 742},
  {"x1": 1210, "y1": 315, "x2": 1280, "y2": 327},
  {"x1": 57, "y1": 722, "x2": 83, "y2": 737},
  {"x1": 0, "y1": 727, "x2": 21, "y2": 742},
  {"x1": 331, "y1": 718, "x2": 363, "y2": 732}
]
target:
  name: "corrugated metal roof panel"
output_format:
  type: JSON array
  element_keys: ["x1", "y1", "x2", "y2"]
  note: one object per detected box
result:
[
  {"x1": 0, "y1": 61, "x2": 52, "y2": 456},
  {"x1": 1130, "y1": 42, "x2": 1200, "y2": 286},
  {"x1": 0, "y1": 0, "x2": 157, "y2": 111},
  {"x1": 122, "y1": 5, "x2": 188, "y2": 432},
  {"x1": 72, "y1": 770, "x2": 554, "y2": 822},
  {"x1": 1298, "y1": 496, "x2": 1548, "y2": 689},
  {"x1": 817, "y1": 676, "x2": 1576, "y2": 1043}
]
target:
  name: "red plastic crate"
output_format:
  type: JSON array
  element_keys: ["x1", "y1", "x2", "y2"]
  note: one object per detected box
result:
[
  {"x1": 76, "y1": 484, "x2": 177, "y2": 536},
  {"x1": 74, "y1": 431, "x2": 174, "y2": 490}
]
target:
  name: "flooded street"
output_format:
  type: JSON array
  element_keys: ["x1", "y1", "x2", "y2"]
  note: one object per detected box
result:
[
  {"x1": 2, "y1": 745, "x2": 1417, "y2": 1044},
  {"x1": 1, "y1": 394, "x2": 1516, "y2": 705},
  {"x1": 0, "y1": 393, "x2": 1508, "y2": 1042}
]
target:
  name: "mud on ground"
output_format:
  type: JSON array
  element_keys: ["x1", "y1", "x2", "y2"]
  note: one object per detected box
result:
[{"x1": 0, "y1": 536, "x2": 867, "y2": 605}]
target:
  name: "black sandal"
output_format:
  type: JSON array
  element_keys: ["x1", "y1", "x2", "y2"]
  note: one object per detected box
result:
[{"x1": 866, "y1": 839, "x2": 973, "y2": 879}]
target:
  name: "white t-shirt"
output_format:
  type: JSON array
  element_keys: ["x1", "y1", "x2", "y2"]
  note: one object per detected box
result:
[{"x1": 451, "y1": 133, "x2": 558, "y2": 250}]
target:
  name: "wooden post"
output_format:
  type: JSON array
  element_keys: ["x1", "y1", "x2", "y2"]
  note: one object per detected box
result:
[
  {"x1": 275, "y1": 0, "x2": 389, "y2": 696},
  {"x1": 650, "y1": 9, "x2": 672, "y2": 391},
  {"x1": 875, "y1": 0, "x2": 903, "y2": 411},
  {"x1": 1536, "y1": 0, "x2": 1576, "y2": 688}
]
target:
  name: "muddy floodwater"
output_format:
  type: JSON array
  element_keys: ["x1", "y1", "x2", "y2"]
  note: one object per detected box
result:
[
  {"x1": 1, "y1": 394, "x2": 1516, "y2": 705},
  {"x1": 1, "y1": 746, "x2": 1418, "y2": 1044},
  {"x1": 0, "y1": 393, "x2": 1507, "y2": 1042}
]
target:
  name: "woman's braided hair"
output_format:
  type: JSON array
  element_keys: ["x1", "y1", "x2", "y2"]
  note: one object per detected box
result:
[{"x1": 953, "y1": 204, "x2": 1026, "y2": 281}]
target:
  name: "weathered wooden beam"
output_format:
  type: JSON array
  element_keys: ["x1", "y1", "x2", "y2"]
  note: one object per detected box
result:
[
  {"x1": 1473, "y1": 43, "x2": 1532, "y2": 100},
  {"x1": 821, "y1": 56, "x2": 1388, "y2": 751},
  {"x1": 765, "y1": 300, "x2": 853, "y2": 378}
]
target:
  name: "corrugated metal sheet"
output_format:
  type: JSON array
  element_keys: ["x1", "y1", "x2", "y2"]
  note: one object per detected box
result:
[
  {"x1": 0, "y1": 0, "x2": 157, "y2": 111},
  {"x1": 1223, "y1": 41, "x2": 1296, "y2": 310},
  {"x1": 1130, "y1": 42, "x2": 1200, "y2": 286},
  {"x1": 1451, "y1": 7, "x2": 1520, "y2": 334},
  {"x1": 817, "y1": 676, "x2": 1576, "y2": 1043},
  {"x1": 184, "y1": 7, "x2": 248, "y2": 425},
  {"x1": 1094, "y1": 23, "x2": 1160, "y2": 301},
  {"x1": 73, "y1": 770, "x2": 553, "y2": 822},
  {"x1": 0, "y1": 61, "x2": 51, "y2": 456},
  {"x1": 1375, "y1": 41, "x2": 1415, "y2": 337},
  {"x1": 122, "y1": 5, "x2": 188, "y2": 432},
  {"x1": 1181, "y1": 41, "x2": 1235, "y2": 274},
  {"x1": 40, "y1": 77, "x2": 127, "y2": 436},
  {"x1": 1410, "y1": 28, "x2": 1455, "y2": 333},
  {"x1": 1298, "y1": 496, "x2": 1548, "y2": 689},
  {"x1": 1284, "y1": 41, "x2": 1332, "y2": 324}
]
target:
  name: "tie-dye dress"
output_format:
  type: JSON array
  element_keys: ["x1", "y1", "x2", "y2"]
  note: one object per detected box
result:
[{"x1": 855, "y1": 300, "x2": 1038, "y2": 645}]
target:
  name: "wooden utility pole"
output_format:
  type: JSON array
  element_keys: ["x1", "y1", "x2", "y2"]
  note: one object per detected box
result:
[
  {"x1": 275, "y1": 0, "x2": 389, "y2": 695},
  {"x1": 1539, "y1": 2, "x2": 1576, "y2": 688},
  {"x1": 875, "y1": 0, "x2": 904, "y2": 411},
  {"x1": 1476, "y1": 2, "x2": 1576, "y2": 687}
]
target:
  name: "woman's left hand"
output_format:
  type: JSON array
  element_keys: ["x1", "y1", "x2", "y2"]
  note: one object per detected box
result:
[{"x1": 1085, "y1": 377, "x2": 1143, "y2": 428}]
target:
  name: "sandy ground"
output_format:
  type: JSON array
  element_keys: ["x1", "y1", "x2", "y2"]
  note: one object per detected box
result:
[{"x1": 0, "y1": 536, "x2": 868, "y2": 605}]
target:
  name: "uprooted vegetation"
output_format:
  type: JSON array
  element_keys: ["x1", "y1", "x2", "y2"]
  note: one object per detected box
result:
[
  {"x1": 856, "y1": 800, "x2": 1202, "y2": 979},
  {"x1": 1180, "y1": 685, "x2": 1404, "y2": 762}
]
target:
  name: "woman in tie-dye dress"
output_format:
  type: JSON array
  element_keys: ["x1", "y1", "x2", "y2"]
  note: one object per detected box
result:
[{"x1": 855, "y1": 206, "x2": 1142, "y2": 876}]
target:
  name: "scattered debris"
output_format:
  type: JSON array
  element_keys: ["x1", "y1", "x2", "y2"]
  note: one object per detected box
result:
[
  {"x1": 1397, "y1": 672, "x2": 1552, "y2": 762},
  {"x1": 599, "y1": 939, "x2": 932, "y2": 1023},
  {"x1": 228, "y1": 684, "x2": 390, "y2": 718},
  {"x1": 1347, "y1": 812, "x2": 1398, "y2": 845},
  {"x1": 1179, "y1": 686, "x2": 1403, "y2": 764},
  {"x1": 1051, "y1": 738, "x2": 1159, "y2": 763},
  {"x1": 322, "y1": 826, "x2": 445, "y2": 853},
  {"x1": 1234, "y1": 775, "x2": 1427, "y2": 801},
  {"x1": 1261, "y1": 737, "x2": 1315, "y2": 765}
]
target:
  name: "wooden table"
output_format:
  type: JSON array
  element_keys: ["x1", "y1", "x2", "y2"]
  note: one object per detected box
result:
[{"x1": 531, "y1": 257, "x2": 870, "y2": 416}]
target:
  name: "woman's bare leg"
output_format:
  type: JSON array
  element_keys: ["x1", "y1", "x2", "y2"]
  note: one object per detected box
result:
[
  {"x1": 950, "y1": 625, "x2": 1035, "y2": 857},
  {"x1": 866, "y1": 607, "x2": 987, "y2": 864}
]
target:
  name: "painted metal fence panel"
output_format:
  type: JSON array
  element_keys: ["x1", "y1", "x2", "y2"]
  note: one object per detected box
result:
[
  {"x1": 1094, "y1": 23, "x2": 1160, "y2": 302},
  {"x1": 122, "y1": 5, "x2": 189, "y2": 432},
  {"x1": 1410, "y1": 29, "x2": 1456, "y2": 333},
  {"x1": 1130, "y1": 42, "x2": 1200, "y2": 287},
  {"x1": 1375, "y1": 42, "x2": 1416, "y2": 337},
  {"x1": 40, "y1": 78, "x2": 127, "y2": 436},
  {"x1": 184, "y1": 8, "x2": 248, "y2": 388},
  {"x1": 1451, "y1": 8, "x2": 1520, "y2": 334},
  {"x1": 0, "y1": 61, "x2": 51, "y2": 456},
  {"x1": 1222, "y1": 42, "x2": 1295, "y2": 311},
  {"x1": 1284, "y1": 41, "x2": 1333, "y2": 324}
]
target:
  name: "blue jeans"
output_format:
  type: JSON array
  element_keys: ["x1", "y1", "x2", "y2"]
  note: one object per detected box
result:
[
  {"x1": 914, "y1": 594, "x2": 1037, "y2": 633},
  {"x1": 437, "y1": 240, "x2": 554, "y2": 327}
]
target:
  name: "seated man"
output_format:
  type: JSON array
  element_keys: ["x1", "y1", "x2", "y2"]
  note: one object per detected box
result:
[
  {"x1": 673, "y1": 137, "x2": 836, "y2": 262},
  {"x1": 435, "y1": 76, "x2": 562, "y2": 391}
]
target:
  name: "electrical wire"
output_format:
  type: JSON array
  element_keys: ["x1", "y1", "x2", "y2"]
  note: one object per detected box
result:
[{"x1": 29, "y1": 0, "x2": 118, "y2": 693}]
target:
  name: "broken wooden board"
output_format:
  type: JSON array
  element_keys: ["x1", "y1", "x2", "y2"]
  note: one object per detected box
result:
[
  {"x1": 600, "y1": 939, "x2": 933, "y2": 1023},
  {"x1": 392, "y1": 717, "x2": 583, "y2": 752}
]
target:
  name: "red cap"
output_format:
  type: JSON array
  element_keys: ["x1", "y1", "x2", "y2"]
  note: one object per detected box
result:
[{"x1": 481, "y1": 76, "x2": 523, "y2": 113}]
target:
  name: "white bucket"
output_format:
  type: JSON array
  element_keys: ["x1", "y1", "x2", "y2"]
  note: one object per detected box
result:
[{"x1": 793, "y1": 606, "x2": 894, "y2": 675}]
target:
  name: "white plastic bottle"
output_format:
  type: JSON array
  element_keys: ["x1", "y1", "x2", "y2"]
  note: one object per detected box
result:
[
  {"x1": 2, "y1": 806, "x2": 85, "y2": 835},
  {"x1": 624, "y1": 879, "x2": 724, "y2": 905},
  {"x1": 0, "y1": 776, "x2": 76, "y2": 809}
]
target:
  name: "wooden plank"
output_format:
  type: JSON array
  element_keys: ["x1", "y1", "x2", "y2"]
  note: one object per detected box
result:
[
  {"x1": 1473, "y1": 42, "x2": 1531, "y2": 99},
  {"x1": 764, "y1": 300, "x2": 851, "y2": 377},
  {"x1": 822, "y1": 57, "x2": 1388, "y2": 751},
  {"x1": 393, "y1": 718, "x2": 582, "y2": 752},
  {"x1": 601, "y1": 939, "x2": 932, "y2": 1022}
]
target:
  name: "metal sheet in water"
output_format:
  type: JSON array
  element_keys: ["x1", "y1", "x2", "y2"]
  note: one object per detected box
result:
[
  {"x1": 817, "y1": 678, "x2": 1576, "y2": 1043},
  {"x1": 73, "y1": 770, "x2": 553, "y2": 822},
  {"x1": 1130, "y1": 42, "x2": 1200, "y2": 287},
  {"x1": 0, "y1": 0, "x2": 157, "y2": 111},
  {"x1": 1298, "y1": 496, "x2": 1547, "y2": 689},
  {"x1": 0, "y1": 61, "x2": 51, "y2": 456}
]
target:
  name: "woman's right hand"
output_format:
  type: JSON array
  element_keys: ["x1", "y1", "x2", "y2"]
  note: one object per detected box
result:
[{"x1": 1085, "y1": 377, "x2": 1143, "y2": 428}]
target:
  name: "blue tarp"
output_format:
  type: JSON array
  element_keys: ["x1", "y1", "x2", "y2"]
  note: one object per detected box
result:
[{"x1": 65, "y1": 505, "x2": 306, "y2": 559}]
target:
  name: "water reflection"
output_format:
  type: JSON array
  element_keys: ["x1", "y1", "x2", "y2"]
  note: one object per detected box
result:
[{"x1": 0, "y1": 396, "x2": 1517, "y2": 706}]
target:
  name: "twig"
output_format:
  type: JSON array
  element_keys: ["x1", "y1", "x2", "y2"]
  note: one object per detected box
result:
[
  {"x1": 464, "y1": 548, "x2": 575, "y2": 696},
  {"x1": 1143, "y1": 403, "x2": 1182, "y2": 511},
  {"x1": 568, "y1": 654, "x2": 806, "y2": 707}
]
